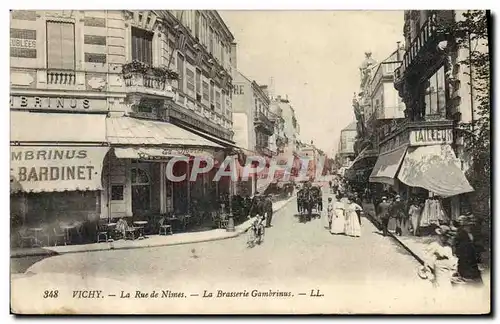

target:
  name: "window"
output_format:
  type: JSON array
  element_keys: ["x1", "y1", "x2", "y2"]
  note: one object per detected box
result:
[
  {"x1": 215, "y1": 91, "x2": 221, "y2": 111},
  {"x1": 221, "y1": 90, "x2": 226, "y2": 114},
  {"x1": 195, "y1": 11, "x2": 200, "y2": 39},
  {"x1": 196, "y1": 69, "x2": 201, "y2": 99},
  {"x1": 131, "y1": 27, "x2": 153, "y2": 65},
  {"x1": 177, "y1": 53, "x2": 185, "y2": 92},
  {"x1": 424, "y1": 65, "x2": 446, "y2": 116},
  {"x1": 221, "y1": 43, "x2": 225, "y2": 67},
  {"x1": 111, "y1": 185, "x2": 124, "y2": 201},
  {"x1": 46, "y1": 21, "x2": 75, "y2": 70},
  {"x1": 210, "y1": 81, "x2": 215, "y2": 108},
  {"x1": 186, "y1": 68, "x2": 195, "y2": 97},
  {"x1": 209, "y1": 27, "x2": 214, "y2": 54},
  {"x1": 202, "y1": 81, "x2": 209, "y2": 102}
]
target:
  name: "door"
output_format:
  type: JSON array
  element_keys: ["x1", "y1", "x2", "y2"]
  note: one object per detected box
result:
[{"x1": 131, "y1": 168, "x2": 151, "y2": 216}]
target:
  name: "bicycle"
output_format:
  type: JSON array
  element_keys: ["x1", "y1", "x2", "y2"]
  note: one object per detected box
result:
[{"x1": 247, "y1": 215, "x2": 265, "y2": 247}]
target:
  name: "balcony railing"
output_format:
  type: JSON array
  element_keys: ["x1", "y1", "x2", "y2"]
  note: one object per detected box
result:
[
  {"x1": 46, "y1": 70, "x2": 76, "y2": 85},
  {"x1": 254, "y1": 111, "x2": 274, "y2": 135},
  {"x1": 123, "y1": 72, "x2": 175, "y2": 98},
  {"x1": 395, "y1": 12, "x2": 439, "y2": 82}
]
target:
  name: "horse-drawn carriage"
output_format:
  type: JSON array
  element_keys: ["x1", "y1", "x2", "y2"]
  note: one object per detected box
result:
[{"x1": 296, "y1": 183, "x2": 323, "y2": 222}]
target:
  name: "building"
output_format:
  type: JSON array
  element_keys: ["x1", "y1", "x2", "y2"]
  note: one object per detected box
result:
[
  {"x1": 274, "y1": 95, "x2": 300, "y2": 155},
  {"x1": 371, "y1": 10, "x2": 486, "y2": 221},
  {"x1": 347, "y1": 49, "x2": 406, "y2": 186},
  {"x1": 10, "y1": 10, "x2": 237, "y2": 238},
  {"x1": 231, "y1": 69, "x2": 275, "y2": 195},
  {"x1": 337, "y1": 122, "x2": 357, "y2": 167}
]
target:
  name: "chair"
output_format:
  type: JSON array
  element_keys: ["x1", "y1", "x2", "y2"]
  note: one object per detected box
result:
[
  {"x1": 125, "y1": 224, "x2": 138, "y2": 240},
  {"x1": 96, "y1": 223, "x2": 108, "y2": 243},
  {"x1": 219, "y1": 213, "x2": 229, "y2": 229},
  {"x1": 52, "y1": 227, "x2": 66, "y2": 246},
  {"x1": 39, "y1": 225, "x2": 52, "y2": 247},
  {"x1": 159, "y1": 217, "x2": 173, "y2": 236},
  {"x1": 17, "y1": 228, "x2": 35, "y2": 248}
]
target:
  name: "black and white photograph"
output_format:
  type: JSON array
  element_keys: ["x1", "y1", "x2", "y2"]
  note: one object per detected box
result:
[{"x1": 8, "y1": 7, "x2": 491, "y2": 315}]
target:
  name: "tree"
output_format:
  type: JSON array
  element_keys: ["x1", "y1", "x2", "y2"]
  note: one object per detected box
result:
[{"x1": 443, "y1": 10, "x2": 491, "y2": 249}]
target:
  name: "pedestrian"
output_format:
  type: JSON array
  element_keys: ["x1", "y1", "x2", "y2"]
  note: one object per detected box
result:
[
  {"x1": 264, "y1": 194, "x2": 274, "y2": 228},
  {"x1": 377, "y1": 196, "x2": 391, "y2": 236},
  {"x1": 391, "y1": 195, "x2": 407, "y2": 236},
  {"x1": 330, "y1": 194, "x2": 345, "y2": 235},
  {"x1": 353, "y1": 192, "x2": 363, "y2": 225},
  {"x1": 325, "y1": 197, "x2": 334, "y2": 230},
  {"x1": 408, "y1": 198, "x2": 423, "y2": 236},
  {"x1": 344, "y1": 194, "x2": 362, "y2": 237},
  {"x1": 423, "y1": 225, "x2": 458, "y2": 289},
  {"x1": 452, "y1": 215, "x2": 483, "y2": 285}
]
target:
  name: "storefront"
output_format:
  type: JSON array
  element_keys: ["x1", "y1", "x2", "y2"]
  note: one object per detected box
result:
[
  {"x1": 103, "y1": 116, "x2": 225, "y2": 222},
  {"x1": 369, "y1": 124, "x2": 474, "y2": 232},
  {"x1": 10, "y1": 111, "x2": 109, "y2": 243}
]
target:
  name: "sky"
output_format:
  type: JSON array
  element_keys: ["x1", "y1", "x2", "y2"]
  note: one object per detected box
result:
[{"x1": 219, "y1": 10, "x2": 404, "y2": 156}]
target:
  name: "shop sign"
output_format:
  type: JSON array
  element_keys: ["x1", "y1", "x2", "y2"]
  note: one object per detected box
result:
[
  {"x1": 380, "y1": 130, "x2": 409, "y2": 154},
  {"x1": 410, "y1": 128, "x2": 453, "y2": 146},
  {"x1": 10, "y1": 146, "x2": 109, "y2": 192},
  {"x1": 135, "y1": 147, "x2": 214, "y2": 160},
  {"x1": 10, "y1": 95, "x2": 108, "y2": 112}
]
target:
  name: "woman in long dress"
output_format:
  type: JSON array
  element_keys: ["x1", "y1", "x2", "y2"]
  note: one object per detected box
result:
[
  {"x1": 344, "y1": 195, "x2": 362, "y2": 237},
  {"x1": 330, "y1": 194, "x2": 345, "y2": 235},
  {"x1": 424, "y1": 225, "x2": 458, "y2": 289}
]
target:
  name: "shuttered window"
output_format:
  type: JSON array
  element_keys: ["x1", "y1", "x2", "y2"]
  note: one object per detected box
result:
[
  {"x1": 186, "y1": 68, "x2": 195, "y2": 96},
  {"x1": 47, "y1": 21, "x2": 75, "y2": 70},
  {"x1": 177, "y1": 53, "x2": 185, "y2": 92},
  {"x1": 202, "y1": 81, "x2": 209, "y2": 102},
  {"x1": 131, "y1": 27, "x2": 153, "y2": 65}
]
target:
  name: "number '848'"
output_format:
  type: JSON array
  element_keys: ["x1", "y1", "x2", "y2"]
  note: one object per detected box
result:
[{"x1": 43, "y1": 290, "x2": 59, "y2": 298}]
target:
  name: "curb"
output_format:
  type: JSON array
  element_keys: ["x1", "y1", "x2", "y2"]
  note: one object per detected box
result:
[
  {"x1": 363, "y1": 208, "x2": 425, "y2": 265},
  {"x1": 11, "y1": 196, "x2": 296, "y2": 258}
]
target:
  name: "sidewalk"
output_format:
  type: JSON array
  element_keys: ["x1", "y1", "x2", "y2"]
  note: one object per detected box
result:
[{"x1": 11, "y1": 195, "x2": 295, "y2": 258}]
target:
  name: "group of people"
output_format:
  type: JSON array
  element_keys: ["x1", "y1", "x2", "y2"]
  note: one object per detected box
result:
[
  {"x1": 422, "y1": 214, "x2": 483, "y2": 288},
  {"x1": 324, "y1": 192, "x2": 364, "y2": 237}
]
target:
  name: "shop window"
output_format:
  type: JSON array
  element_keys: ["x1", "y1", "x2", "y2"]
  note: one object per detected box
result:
[
  {"x1": 111, "y1": 185, "x2": 124, "y2": 201},
  {"x1": 423, "y1": 65, "x2": 446, "y2": 116},
  {"x1": 131, "y1": 168, "x2": 151, "y2": 214},
  {"x1": 131, "y1": 27, "x2": 153, "y2": 65},
  {"x1": 47, "y1": 21, "x2": 75, "y2": 70}
]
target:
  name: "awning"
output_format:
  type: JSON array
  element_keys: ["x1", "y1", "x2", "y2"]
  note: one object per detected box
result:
[
  {"x1": 106, "y1": 117, "x2": 223, "y2": 148},
  {"x1": 398, "y1": 144, "x2": 474, "y2": 197},
  {"x1": 10, "y1": 146, "x2": 109, "y2": 193},
  {"x1": 369, "y1": 145, "x2": 408, "y2": 186},
  {"x1": 11, "y1": 111, "x2": 107, "y2": 143},
  {"x1": 171, "y1": 122, "x2": 238, "y2": 148},
  {"x1": 114, "y1": 147, "x2": 217, "y2": 160},
  {"x1": 348, "y1": 147, "x2": 377, "y2": 170}
]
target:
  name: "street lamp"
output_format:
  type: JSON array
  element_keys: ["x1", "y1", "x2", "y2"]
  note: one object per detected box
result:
[{"x1": 226, "y1": 154, "x2": 236, "y2": 232}]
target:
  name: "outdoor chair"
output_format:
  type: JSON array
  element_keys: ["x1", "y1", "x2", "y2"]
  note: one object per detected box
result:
[
  {"x1": 159, "y1": 217, "x2": 173, "y2": 236},
  {"x1": 96, "y1": 223, "x2": 109, "y2": 243},
  {"x1": 17, "y1": 228, "x2": 35, "y2": 248},
  {"x1": 125, "y1": 225, "x2": 138, "y2": 240},
  {"x1": 219, "y1": 213, "x2": 229, "y2": 229},
  {"x1": 39, "y1": 225, "x2": 52, "y2": 247},
  {"x1": 52, "y1": 227, "x2": 66, "y2": 246}
]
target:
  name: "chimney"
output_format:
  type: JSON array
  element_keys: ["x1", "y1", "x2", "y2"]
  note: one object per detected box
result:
[
  {"x1": 230, "y1": 42, "x2": 237, "y2": 69},
  {"x1": 396, "y1": 41, "x2": 401, "y2": 61},
  {"x1": 269, "y1": 77, "x2": 275, "y2": 99}
]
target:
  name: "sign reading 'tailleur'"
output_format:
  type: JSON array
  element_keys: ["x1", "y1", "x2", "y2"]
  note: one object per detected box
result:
[{"x1": 410, "y1": 128, "x2": 453, "y2": 146}]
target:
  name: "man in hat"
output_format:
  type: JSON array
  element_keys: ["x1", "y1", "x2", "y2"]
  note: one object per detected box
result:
[
  {"x1": 453, "y1": 215, "x2": 483, "y2": 284},
  {"x1": 377, "y1": 196, "x2": 391, "y2": 236},
  {"x1": 391, "y1": 195, "x2": 407, "y2": 236},
  {"x1": 264, "y1": 194, "x2": 274, "y2": 228}
]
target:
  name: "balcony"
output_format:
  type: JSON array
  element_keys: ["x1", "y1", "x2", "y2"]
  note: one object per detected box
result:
[
  {"x1": 255, "y1": 145, "x2": 273, "y2": 157},
  {"x1": 254, "y1": 112, "x2": 274, "y2": 136},
  {"x1": 123, "y1": 72, "x2": 175, "y2": 99},
  {"x1": 394, "y1": 12, "x2": 441, "y2": 84},
  {"x1": 46, "y1": 70, "x2": 76, "y2": 86}
]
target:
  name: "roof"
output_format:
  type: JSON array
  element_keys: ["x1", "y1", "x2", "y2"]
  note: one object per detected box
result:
[
  {"x1": 106, "y1": 116, "x2": 223, "y2": 148},
  {"x1": 342, "y1": 121, "x2": 357, "y2": 131}
]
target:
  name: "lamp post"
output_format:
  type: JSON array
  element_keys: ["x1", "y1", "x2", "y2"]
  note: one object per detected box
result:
[{"x1": 226, "y1": 154, "x2": 236, "y2": 232}]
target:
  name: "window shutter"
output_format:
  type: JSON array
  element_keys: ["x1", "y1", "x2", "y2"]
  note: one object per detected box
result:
[
  {"x1": 47, "y1": 22, "x2": 63, "y2": 69},
  {"x1": 60, "y1": 23, "x2": 75, "y2": 70}
]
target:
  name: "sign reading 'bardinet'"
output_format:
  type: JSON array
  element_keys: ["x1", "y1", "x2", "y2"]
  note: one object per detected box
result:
[
  {"x1": 410, "y1": 128, "x2": 453, "y2": 146},
  {"x1": 10, "y1": 146, "x2": 109, "y2": 192},
  {"x1": 10, "y1": 95, "x2": 108, "y2": 112}
]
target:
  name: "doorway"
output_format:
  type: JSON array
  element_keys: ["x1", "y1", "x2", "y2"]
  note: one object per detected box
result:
[{"x1": 131, "y1": 167, "x2": 151, "y2": 216}]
